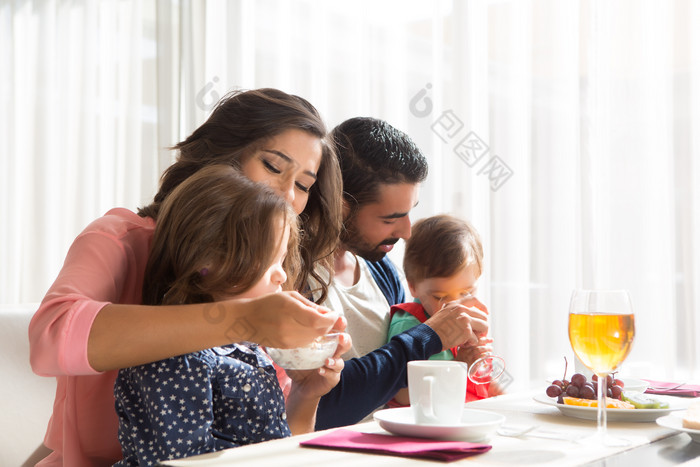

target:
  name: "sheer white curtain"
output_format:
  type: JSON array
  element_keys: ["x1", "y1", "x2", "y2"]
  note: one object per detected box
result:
[
  {"x1": 0, "y1": 0, "x2": 163, "y2": 301},
  {"x1": 470, "y1": 0, "x2": 700, "y2": 386},
  {"x1": 2, "y1": 0, "x2": 698, "y2": 386}
]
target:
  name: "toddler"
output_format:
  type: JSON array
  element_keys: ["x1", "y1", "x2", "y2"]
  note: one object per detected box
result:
[{"x1": 387, "y1": 214, "x2": 498, "y2": 406}]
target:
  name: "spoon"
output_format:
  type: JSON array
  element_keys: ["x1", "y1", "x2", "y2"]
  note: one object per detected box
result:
[
  {"x1": 497, "y1": 425, "x2": 538, "y2": 437},
  {"x1": 497, "y1": 425, "x2": 579, "y2": 441},
  {"x1": 646, "y1": 382, "x2": 686, "y2": 391}
]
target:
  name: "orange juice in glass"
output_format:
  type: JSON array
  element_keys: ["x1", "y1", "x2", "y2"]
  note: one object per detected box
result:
[{"x1": 568, "y1": 290, "x2": 635, "y2": 446}]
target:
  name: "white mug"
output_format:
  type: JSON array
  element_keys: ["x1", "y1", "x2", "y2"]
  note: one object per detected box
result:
[{"x1": 407, "y1": 360, "x2": 468, "y2": 425}]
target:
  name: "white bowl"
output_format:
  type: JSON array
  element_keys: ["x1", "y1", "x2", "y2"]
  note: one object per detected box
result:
[
  {"x1": 266, "y1": 333, "x2": 339, "y2": 370},
  {"x1": 620, "y1": 378, "x2": 649, "y2": 393}
]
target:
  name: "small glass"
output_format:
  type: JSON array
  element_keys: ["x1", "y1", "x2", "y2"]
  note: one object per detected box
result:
[{"x1": 438, "y1": 295, "x2": 505, "y2": 385}]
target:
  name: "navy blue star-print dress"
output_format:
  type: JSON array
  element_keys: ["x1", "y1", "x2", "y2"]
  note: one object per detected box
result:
[{"x1": 114, "y1": 343, "x2": 291, "y2": 466}]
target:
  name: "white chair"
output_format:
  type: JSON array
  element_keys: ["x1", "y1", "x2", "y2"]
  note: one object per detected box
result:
[{"x1": 0, "y1": 304, "x2": 55, "y2": 466}]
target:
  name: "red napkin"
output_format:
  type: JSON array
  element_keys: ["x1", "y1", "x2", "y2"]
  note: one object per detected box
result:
[
  {"x1": 300, "y1": 429, "x2": 491, "y2": 462},
  {"x1": 643, "y1": 379, "x2": 700, "y2": 397}
]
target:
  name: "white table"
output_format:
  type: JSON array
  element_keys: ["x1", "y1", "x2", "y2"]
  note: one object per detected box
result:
[{"x1": 161, "y1": 390, "x2": 700, "y2": 466}]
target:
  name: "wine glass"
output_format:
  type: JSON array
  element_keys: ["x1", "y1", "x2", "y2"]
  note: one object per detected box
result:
[
  {"x1": 568, "y1": 289, "x2": 635, "y2": 446},
  {"x1": 439, "y1": 295, "x2": 505, "y2": 385}
]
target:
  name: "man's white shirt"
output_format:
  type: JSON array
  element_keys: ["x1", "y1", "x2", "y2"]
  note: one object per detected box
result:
[{"x1": 315, "y1": 251, "x2": 392, "y2": 359}]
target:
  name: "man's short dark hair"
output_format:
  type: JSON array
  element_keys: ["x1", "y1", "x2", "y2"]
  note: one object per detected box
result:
[{"x1": 330, "y1": 117, "x2": 428, "y2": 214}]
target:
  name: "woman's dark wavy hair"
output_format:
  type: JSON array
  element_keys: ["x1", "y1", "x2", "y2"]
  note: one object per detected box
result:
[
  {"x1": 138, "y1": 88, "x2": 342, "y2": 302},
  {"x1": 143, "y1": 165, "x2": 301, "y2": 306}
]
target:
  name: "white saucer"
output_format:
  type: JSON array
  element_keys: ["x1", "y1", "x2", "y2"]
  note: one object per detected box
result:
[
  {"x1": 373, "y1": 407, "x2": 505, "y2": 442},
  {"x1": 656, "y1": 414, "x2": 700, "y2": 443}
]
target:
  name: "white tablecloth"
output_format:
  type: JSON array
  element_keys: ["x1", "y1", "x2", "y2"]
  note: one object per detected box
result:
[{"x1": 161, "y1": 390, "x2": 697, "y2": 466}]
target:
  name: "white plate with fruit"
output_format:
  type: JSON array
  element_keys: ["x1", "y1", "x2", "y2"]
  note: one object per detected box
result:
[
  {"x1": 536, "y1": 372, "x2": 688, "y2": 422},
  {"x1": 534, "y1": 393, "x2": 685, "y2": 422}
]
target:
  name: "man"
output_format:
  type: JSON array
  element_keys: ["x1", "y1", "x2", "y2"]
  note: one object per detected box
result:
[
  {"x1": 322, "y1": 117, "x2": 427, "y2": 358},
  {"x1": 314, "y1": 117, "x2": 489, "y2": 429}
]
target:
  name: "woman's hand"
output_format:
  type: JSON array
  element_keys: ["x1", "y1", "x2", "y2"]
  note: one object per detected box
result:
[{"x1": 224, "y1": 291, "x2": 345, "y2": 348}]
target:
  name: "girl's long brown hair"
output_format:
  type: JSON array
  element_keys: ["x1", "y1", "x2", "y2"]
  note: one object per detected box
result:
[
  {"x1": 143, "y1": 165, "x2": 300, "y2": 306},
  {"x1": 138, "y1": 88, "x2": 341, "y2": 302}
]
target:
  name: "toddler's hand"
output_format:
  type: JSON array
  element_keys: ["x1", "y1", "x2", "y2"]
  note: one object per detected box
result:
[
  {"x1": 287, "y1": 332, "x2": 351, "y2": 399},
  {"x1": 487, "y1": 379, "x2": 506, "y2": 396},
  {"x1": 455, "y1": 337, "x2": 493, "y2": 366}
]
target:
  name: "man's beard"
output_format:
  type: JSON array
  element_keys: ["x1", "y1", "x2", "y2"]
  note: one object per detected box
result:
[{"x1": 341, "y1": 219, "x2": 399, "y2": 263}]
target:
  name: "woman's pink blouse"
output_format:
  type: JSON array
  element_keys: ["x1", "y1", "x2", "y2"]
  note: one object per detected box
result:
[{"x1": 29, "y1": 208, "x2": 155, "y2": 466}]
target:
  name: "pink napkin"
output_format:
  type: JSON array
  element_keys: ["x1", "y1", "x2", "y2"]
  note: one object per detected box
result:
[
  {"x1": 300, "y1": 429, "x2": 491, "y2": 462},
  {"x1": 643, "y1": 379, "x2": 700, "y2": 397}
]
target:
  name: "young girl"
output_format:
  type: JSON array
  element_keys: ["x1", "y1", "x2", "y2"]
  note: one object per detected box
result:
[
  {"x1": 114, "y1": 165, "x2": 349, "y2": 466},
  {"x1": 29, "y1": 88, "x2": 343, "y2": 466},
  {"x1": 387, "y1": 215, "x2": 500, "y2": 406}
]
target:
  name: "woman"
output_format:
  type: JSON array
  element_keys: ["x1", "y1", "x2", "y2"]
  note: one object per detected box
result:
[{"x1": 29, "y1": 88, "x2": 343, "y2": 466}]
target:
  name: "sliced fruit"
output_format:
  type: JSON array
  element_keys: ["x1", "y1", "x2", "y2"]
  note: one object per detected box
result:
[
  {"x1": 562, "y1": 396, "x2": 635, "y2": 409},
  {"x1": 562, "y1": 396, "x2": 596, "y2": 407},
  {"x1": 621, "y1": 392, "x2": 669, "y2": 409}
]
